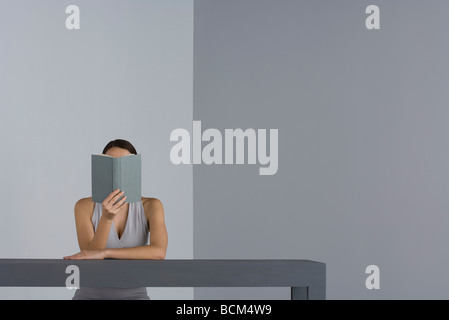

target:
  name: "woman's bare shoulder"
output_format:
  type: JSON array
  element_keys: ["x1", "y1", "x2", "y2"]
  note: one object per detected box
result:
[
  {"x1": 141, "y1": 197, "x2": 164, "y2": 213},
  {"x1": 141, "y1": 196, "x2": 163, "y2": 204},
  {"x1": 74, "y1": 197, "x2": 95, "y2": 215}
]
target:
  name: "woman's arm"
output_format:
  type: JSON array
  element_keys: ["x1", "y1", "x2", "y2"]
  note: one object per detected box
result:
[
  {"x1": 104, "y1": 245, "x2": 165, "y2": 260},
  {"x1": 65, "y1": 244, "x2": 165, "y2": 260},
  {"x1": 73, "y1": 198, "x2": 97, "y2": 250}
]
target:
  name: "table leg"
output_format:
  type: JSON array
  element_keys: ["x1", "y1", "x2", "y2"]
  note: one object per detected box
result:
[
  {"x1": 291, "y1": 286, "x2": 326, "y2": 300},
  {"x1": 291, "y1": 287, "x2": 308, "y2": 300},
  {"x1": 307, "y1": 286, "x2": 326, "y2": 300}
]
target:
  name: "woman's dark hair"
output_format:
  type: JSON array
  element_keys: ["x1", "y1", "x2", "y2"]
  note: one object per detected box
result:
[{"x1": 102, "y1": 139, "x2": 137, "y2": 155}]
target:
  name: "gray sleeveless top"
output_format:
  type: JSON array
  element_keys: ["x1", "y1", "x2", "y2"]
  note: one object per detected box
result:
[{"x1": 72, "y1": 201, "x2": 150, "y2": 300}]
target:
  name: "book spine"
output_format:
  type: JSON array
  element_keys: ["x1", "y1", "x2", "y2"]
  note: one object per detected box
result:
[{"x1": 112, "y1": 157, "x2": 121, "y2": 192}]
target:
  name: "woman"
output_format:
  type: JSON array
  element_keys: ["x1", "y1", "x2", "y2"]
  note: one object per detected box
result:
[{"x1": 64, "y1": 139, "x2": 168, "y2": 300}]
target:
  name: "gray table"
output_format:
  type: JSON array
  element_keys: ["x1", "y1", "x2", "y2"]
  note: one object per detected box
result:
[{"x1": 0, "y1": 259, "x2": 326, "y2": 300}]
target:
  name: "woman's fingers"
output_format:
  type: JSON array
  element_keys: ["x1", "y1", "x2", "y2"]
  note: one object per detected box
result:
[
  {"x1": 104, "y1": 190, "x2": 125, "y2": 207},
  {"x1": 63, "y1": 251, "x2": 83, "y2": 259},
  {"x1": 110, "y1": 190, "x2": 125, "y2": 205},
  {"x1": 108, "y1": 196, "x2": 128, "y2": 214},
  {"x1": 103, "y1": 189, "x2": 121, "y2": 204},
  {"x1": 114, "y1": 196, "x2": 128, "y2": 210},
  {"x1": 101, "y1": 190, "x2": 128, "y2": 219},
  {"x1": 114, "y1": 195, "x2": 127, "y2": 207},
  {"x1": 63, "y1": 250, "x2": 105, "y2": 260}
]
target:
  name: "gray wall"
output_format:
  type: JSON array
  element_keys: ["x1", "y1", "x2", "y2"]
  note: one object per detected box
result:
[
  {"x1": 0, "y1": 0, "x2": 193, "y2": 299},
  {"x1": 193, "y1": 0, "x2": 449, "y2": 299}
]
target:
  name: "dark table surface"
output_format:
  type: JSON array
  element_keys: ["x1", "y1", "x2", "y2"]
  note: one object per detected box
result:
[{"x1": 0, "y1": 259, "x2": 326, "y2": 288}]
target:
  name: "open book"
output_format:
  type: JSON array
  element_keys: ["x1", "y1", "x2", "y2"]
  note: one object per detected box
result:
[{"x1": 91, "y1": 154, "x2": 142, "y2": 203}]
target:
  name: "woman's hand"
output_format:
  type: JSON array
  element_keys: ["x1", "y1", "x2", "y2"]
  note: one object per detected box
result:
[
  {"x1": 63, "y1": 249, "x2": 106, "y2": 260},
  {"x1": 102, "y1": 189, "x2": 127, "y2": 220}
]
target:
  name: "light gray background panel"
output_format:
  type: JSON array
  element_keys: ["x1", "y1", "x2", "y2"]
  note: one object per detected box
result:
[{"x1": 0, "y1": 0, "x2": 193, "y2": 299}]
